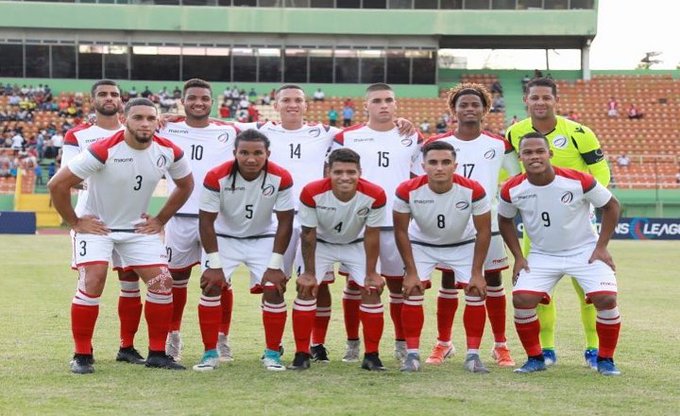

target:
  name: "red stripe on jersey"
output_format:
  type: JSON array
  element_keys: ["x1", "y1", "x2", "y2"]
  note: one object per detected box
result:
[
  {"x1": 395, "y1": 175, "x2": 429, "y2": 203},
  {"x1": 356, "y1": 178, "x2": 387, "y2": 209},
  {"x1": 332, "y1": 123, "x2": 365, "y2": 146},
  {"x1": 416, "y1": 131, "x2": 425, "y2": 144},
  {"x1": 500, "y1": 173, "x2": 527, "y2": 203},
  {"x1": 204, "y1": 160, "x2": 235, "y2": 192},
  {"x1": 452, "y1": 174, "x2": 486, "y2": 202},
  {"x1": 265, "y1": 161, "x2": 294, "y2": 191},
  {"x1": 64, "y1": 123, "x2": 93, "y2": 146},
  {"x1": 554, "y1": 167, "x2": 597, "y2": 192},
  {"x1": 87, "y1": 130, "x2": 126, "y2": 163},
  {"x1": 153, "y1": 134, "x2": 185, "y2": 162},
  {"x1": 299, "y1": 178, "x2": 332, "y2": 208},
  {"x1": 482, "y1": 130, "x2": 514, "y2": 153},
  {"x1": 424, "y1": 131, "x2": 454, "y2": 145}
]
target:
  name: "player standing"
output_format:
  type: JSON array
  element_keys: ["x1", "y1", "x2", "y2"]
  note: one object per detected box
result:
[
  {"x1": 506, "y1": 77, "x2": 611, "y2": 368},
  {"x1": 160, "y1": 79, "x2": 240, "y2": 362},
  {"x1": 330, "y1": 83, "x2": 422, "y2": 362},
  {"x1": 61, "y1": 80, "x2": 148, "y2": 365},
  {"x1": 195, "y1": 129, "x2": 294, "y2": 371},
  {"x1": 48, "y1": 98, "x2": 194, "y2": 373},
  {"x1": 291, "y1": 148, "x2": 387, "y2": 371},
  {"x1": 394, "y1": 140, "x2": 491, "y2": 372},
  {"x1": 498, "y1": 132, "x2": 622, "y2": 376},
  {"x1": 417, "y1": 83, "x2": 520, "y2": 367}
]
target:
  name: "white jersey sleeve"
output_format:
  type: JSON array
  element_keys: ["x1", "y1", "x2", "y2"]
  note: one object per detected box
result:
[
  {"x1": 585, "y1": 181, "x2": 613, "y2": 208},
  {"x1": 68, "y1": 148, "x2": 104, "y2": 180}
]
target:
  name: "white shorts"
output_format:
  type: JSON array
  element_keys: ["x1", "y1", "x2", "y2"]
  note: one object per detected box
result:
[
  {"x1": 413, "y1": 241, "x2": 475, "y2": 288},
  {"x1": 283, "y1": 224, "x2": 301, "y2": 278},
  {"x1": 484, "y1": 234, "x2": 509, "y2": 272},
  {"x1": 69, "y1": 229, "x2": 125, "y2": 270},
  {"x1": 165, "y1": 215, "x2": 201, "y2": 271},
  {"x1": 202, "y1": 236, "x2": 274, "y2": 294},
  {"x1": 310, "y1": 241, "x2": 368, "y2": 287},
  {"x1": 379, "y1": 230, "x2": 405, "y2": 278},
  {"x1": 73, "y1": 232, "x2": 167, "y2": 269},
  {"x1": 513, "y1": 244, "x2": 617, "y2": 303}
]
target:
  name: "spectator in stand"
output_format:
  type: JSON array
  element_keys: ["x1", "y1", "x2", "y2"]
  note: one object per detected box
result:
[
  {"x1": 435, "y1": 117, "x2": 447, "y2": 134},
  {"x1": 248, "y1": 87, "x2": 258, "y2": 102},
  {"x1": 342, "y1": 102, "x2": 354, "y2": 127},
  {"x1": 34, "y1": 163, "x2": 43, "y2": 185},
  {"x1": 491, "y1": 80, "x2": 503, "y2": 95},
  {"x1": 219, "y1": 102, "x2": 231, "y2": 119},
  {"x1": 47, "y1": 161, "x2": 56, "y2": 180},
  {"x1": 313, "y1": 88, "x2": 325, "y2": 102},
  {"x1": 508, "y1": 115, "x2": 519, "y2": 126},
  {"x1": 533, "y1": 69, "x2": 544, "y2": 78},
  {"x1": 129, "y1": 86, "x2": 138, "y2": 98},
  {"x1": 327, "y1": 106, "x2": 338, "y2": 126},
  {"x1": 419, "y1": 119, "x2": 431, "y2": 134},
  {"x1": 607, "y1": 97, "x2": 619, "y2": 117},
  {"x1": 141, "y1": 86, "x2": 153, "y2": 98},
  {"x1": 628, "y1": 104, "x2": 644, "y2": 120},
  {"x1": 567, "y1": 110, "x2": 580, "y2": 122},
  {"x1": 616, "y1": 154, "x2": 630, "y2": 168},
  {"x1": 173, "y1": 86, "x2": 182, "y2": 98},
  {"x1": 239, "y1": 95, "x2": 250, "y2": 110},
  {"x1": 50, "y1": 130, "x2": 64, "y2": 157},
  {"x1": 491, "y1": 94, "x2": 505, "y2": 112},
  {"x1": 247, "y1": 103, "x2": 259, "y2": 122},
  {"x1": 11, "y1": 130, "x2": 24, "y2": 155}
]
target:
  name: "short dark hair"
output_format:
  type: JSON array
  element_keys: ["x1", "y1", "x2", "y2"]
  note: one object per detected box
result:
[
  {"x1": 365, "y1": 83, "x2": 393, "y2": 96},
  {"x1": 91, "y1": 79, "x2": 118, "y2": 97},
  {"x1": 275, "y1": 84, "x2": 304, "y2": 97},
  {"x1": 525, "y1": 77, "x2": 557, "y2": 96},
  {"x1": 327, "y1": 148, "x2": 361, "y2": 170},
  {"x1": 124, "y1": 97, "x2": 156, "y2": 115},
  {"x1": 422, "y1": 140, "x2": 456, "y2": 159},
  {"x1": 234, "y1": 129, "x2": 270, "y2": 151},
  {"x1": 519, "y1": 131, "x2": 550, "y2": 149},
  {"x1": 183, "y1": 78, "x2": 212, "y2": 98}
]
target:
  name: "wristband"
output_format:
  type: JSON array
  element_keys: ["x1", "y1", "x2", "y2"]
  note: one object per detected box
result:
[
  {"x1": 268, "y1": 253, "x2": 284, "y2": 270},
  {"x1": 206, "y1": 252, "x2": 222, "y2": 269}
]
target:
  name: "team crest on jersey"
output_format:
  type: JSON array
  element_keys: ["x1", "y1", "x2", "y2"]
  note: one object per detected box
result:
[
  {"x1": 484, "y1": 149, "x2": 496, "y2": 160},
  {"x1": 217, "y1": 132, "x2": 230, "y2": 143},
  {"x1": 400, "y1": 137, "x2": 413, "y2": 147},
  {"x1": 356, "y1": 207, "x2": 370, "y2": 217},
  {"x1": 455, "y1": 201, "x2": 470, "y2": 210},
  {"x1": 552, "y1": 136, "x2": 568, "y2": 149},
  {"x1": 261, "y1": 184, "x2": 275, "y2": 197},
  {"x1": 308, "y1": 127, "x2": 321, "y2": 138},
  {"x1": 156, "y1": 155, "x2": 168, "y2": 168},
  {"x1": 560, "y1": 191, "x2": 574, "y2": 204}
]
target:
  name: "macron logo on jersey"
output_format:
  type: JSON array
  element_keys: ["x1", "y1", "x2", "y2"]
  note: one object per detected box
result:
[
  {"x1": 413, "y1": 199, "x2": 435, "y2": 204},
  {"x1": 113, "y1": 157, "x2": 134, "y2": 163},
  {"x1": 317, "y1": 205, "x2": 337, "y2": 211},
  {"x1": 168, "y1": 128, "x2": 189, "y2": 134},
  {"x1": 516, "y1": 194, "x2": 538, "y2": 200}
]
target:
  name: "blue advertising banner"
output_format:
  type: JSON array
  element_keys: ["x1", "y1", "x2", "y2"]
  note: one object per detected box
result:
[{"x1": 514, "y1": 217, "x2": 680, "y2": 240}]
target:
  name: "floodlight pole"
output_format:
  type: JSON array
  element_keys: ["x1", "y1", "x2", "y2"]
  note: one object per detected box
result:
[{"x1": 581, "y1": 40, "x2": 592, "y2": 81}]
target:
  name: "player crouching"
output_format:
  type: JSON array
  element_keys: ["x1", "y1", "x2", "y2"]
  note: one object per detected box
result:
[
  {"x1": 393, "y1": 140, "x2": 491, "y2": 373},
  {"x1": 291, "y1": 148, "x2": 388, "y2": 371}
]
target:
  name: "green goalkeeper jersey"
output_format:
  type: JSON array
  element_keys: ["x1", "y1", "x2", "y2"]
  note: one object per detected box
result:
[{"x1": 506, "y1": 116, "x2": 610, "y2": 187}]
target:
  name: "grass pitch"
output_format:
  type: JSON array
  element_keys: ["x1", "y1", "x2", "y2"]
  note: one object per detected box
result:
[{"x1": 0, "y1": 235, "x2": 678, "y2": 415}]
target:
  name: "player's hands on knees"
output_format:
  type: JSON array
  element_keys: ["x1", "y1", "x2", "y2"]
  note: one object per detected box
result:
[
  {"x1": 394, "y1": 118, "x2": 416, "y2": 136},
  {"x1": 364, "y1": 272, "x2": 385, "y2": 296},
  {"x1": 296, "y1": 272, "x2": 318, "y2": 299},
  {"x1": 402, "y1": 273, "x2": 423, "y2": 299},
  {"x1": 589, "y1": 246, "x2": 616, "y2": 271},
  {"x1": 466, "y1": 272, "x2": 487, "y2": 299},
  {"x1": 74, "y1": 215, "x2": 110, "y2": 235},
  {"x1": 134, "y1": 213, "x2": 163, "y2": 234},
  {"x1": 200, "y1": 268, "x2": 226, "y2": 294},
  {"x1": 262, "y1": 268, "x2": 287, "y2": 296},
  {"x1": 512, "y1": 257, "x2": 530, "y2": 286}
]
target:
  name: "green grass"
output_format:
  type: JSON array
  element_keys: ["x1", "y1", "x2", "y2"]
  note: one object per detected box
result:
[{"x1": 1, "y1": 236, "x2": 679, "y2": 415}]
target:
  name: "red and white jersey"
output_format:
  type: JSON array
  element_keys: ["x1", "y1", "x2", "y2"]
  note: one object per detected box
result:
[
  {"x1": 62, "y1": 123, "x2": 124, "y2": 216},
  {"x1": 160, "y1": 120, "x2": 239, "y2": 216},
  {"x1": 237, "y1": 121, "x2": 340, "y2": 208},
  {"x1": 393, "y1": 174, "x2": 490, "y2": 246},
  {"x1": 200, "y1": 160, "x2": 294, "y2": 238},
  {"x1": 330, "y1": 124, "x2": 422, "y2": 227},
  {"x1": 67, "y1": 130, "x2": 191, "y2": 230},
  {"x1": 498, "y1": 167, "x2": 613, "y2": 255},
  {"x1": 299, "y1": 178, "x2": 386, "y2": 244}
]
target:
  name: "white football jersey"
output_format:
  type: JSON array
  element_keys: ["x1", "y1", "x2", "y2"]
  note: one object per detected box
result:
[
  {"x1": 330, "y1": 125, "x2": 422, "y2": 227},
  {"x1": 160, "y1": 120, "x2": 239, "y2": 216},
  {"x1": 415, "y1": 131, "x2": 520, "y2": 231},
  {"x1": 393, "y1": 174, "x2": 490, "y2": 246},
  {"x1": 62, "y1": 123, "x2": 124, "y2": 216},
  {"x1": 68, "y1": 131, "x2": 191, "y2": 230},
  {"x1": 200, "y1": 160, "x2": 294, "y2": 238},
  {"x1": 498, "y1": 167, "x2": 613, "y2": 255},
  {"x1": 298, "y1": 177, "x2": 386, "y2": 244}
]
